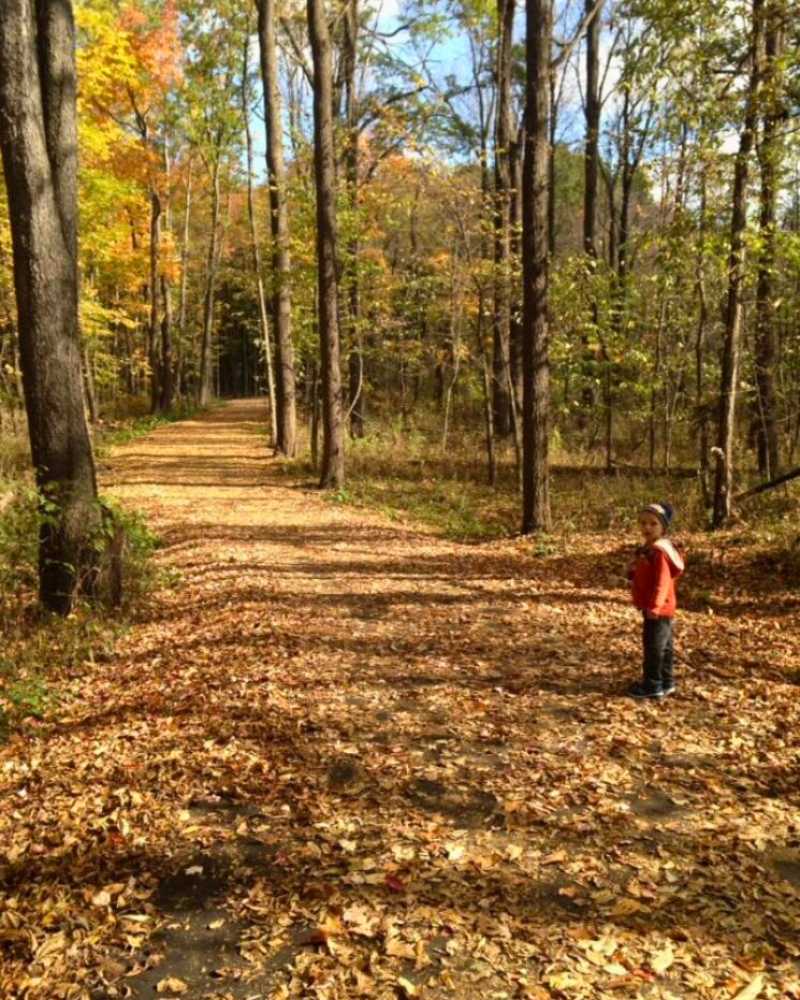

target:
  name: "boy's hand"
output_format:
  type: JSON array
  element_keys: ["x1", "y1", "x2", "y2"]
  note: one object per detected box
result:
[{"x1": 645, "y1": 610, "x2": 659, "y2": 619}]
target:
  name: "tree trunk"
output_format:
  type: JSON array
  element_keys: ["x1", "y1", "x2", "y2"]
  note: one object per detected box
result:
[
  {"x1": 492, "y1": 0, "x2": 515, "y2": 441},
  {"x1": 160, "y1": 273, "x2": 174, "y2": 411},
  {"x1": 83, "y1": 342, "x2": 99, "y2": 425},
  {"x1": 604, "y1": 85, "x2": 635, "y2": 472},
  {"x1": 712, "y1": 0, "x2": 764, "y2": 528},
  {"x1": 158, "y1": 139, "x2": 175, "y2": 412},
  {"x1": 0, "y1": 0, "x2": 99, "y2": 613},
  {"x1": 178, "y1": 159, "x2": 192, "y2": 397},
  {"x1": 580, "y1": 0, "x2": 602, "y2": 426},
  {"x1": 509, "y1": 126, "x2": 524, "y2": 459},
  {"x1": 242, "y1": 27, "x2": 277, "y2": 443},
  {"x1": 199, "y1": 159, "x2": 221, "y2": 407},
  {"x1": 754, "y1": 9, "x2": 783, "y2": 479},
  {"x1": 695, "y1": 162, "x2": 711, "y2": 507},
  {"x1": 307, "y1": 0, "x2": 345, "y2": 488},
  {"x1": 477, "y1": 290, "x2": 497, "y2": 486},
  {"x1": 256, "y1": 0, "x2": 297, "y2": 456},
  {"x1": 521, "y1": 0, "x2": 552, "y2": 533},
  {"x1": 310, "y1": 358, "x2": 321, "y2": 469},
  {"x1": 547, "y1": 72, "x2": 559, "y2": 258},
  {"x1": 343, "y1": 0, "x2": 365, "y2": 439},
  {"x1": 148, "y1": 187, "x2": 162, "y2": 413}
]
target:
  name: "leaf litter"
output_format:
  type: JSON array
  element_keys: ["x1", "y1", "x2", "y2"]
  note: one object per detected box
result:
[{"x1": 1, "y1": 400, "x2": 800, "y2": 999}]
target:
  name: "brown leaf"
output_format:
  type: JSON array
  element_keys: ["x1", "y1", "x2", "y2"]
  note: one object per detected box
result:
[{"x1": 157, "y1": 978, "x2": 189, "y2": 994}]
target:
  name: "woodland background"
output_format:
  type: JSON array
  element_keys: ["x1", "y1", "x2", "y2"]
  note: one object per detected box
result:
[{"x1": 1, "y1": 0, "x2": 799, "y2": 530}]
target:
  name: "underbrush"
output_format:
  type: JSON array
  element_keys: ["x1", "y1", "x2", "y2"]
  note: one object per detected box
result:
[
  {"x1": 96, "y1": 397, "x2": 203, "y2": 450},
  {"x1": 286, "y1": 420, "x2": 709, "y2": 540},
  {"x1": 0, "y1": 490, "x2": 161, "y2": 741},
  {"x1": 0, "y1": 397, "x2": 203, "y2": 738},
  {"x1": 285, "y1": 418, "x2": 800, "y2": 590},
  {"x1": 1, "y1": 399, "x2": 203, "y2": 482}
]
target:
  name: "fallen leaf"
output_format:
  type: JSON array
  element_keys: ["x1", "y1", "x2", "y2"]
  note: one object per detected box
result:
[
  {"x1": 611, "y1": 898, "x2": 645, "y2": 918},
  {"x1": 343, "y1": 903, "x2": 379, "y2": 938},
  {"x1": 446, "y1": 842, "x2": 465, "y2": 861},
  {"x1": 547, "y1": 971, "x2": 580, "y2": 990},
  {"x1": 157, "y1": 977, "x2": 189, "y2": 994},
  {"x1": 733, "y1": 975, "x2": 765, "y2": 1000},
  {"x1": 651, "y1": 944, "x2": 675, "y2": 974}
]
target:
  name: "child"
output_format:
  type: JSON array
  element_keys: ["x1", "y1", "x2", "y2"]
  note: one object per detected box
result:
[{"x1": 628, "y1": 502, "x2": 684, "y2": 699}]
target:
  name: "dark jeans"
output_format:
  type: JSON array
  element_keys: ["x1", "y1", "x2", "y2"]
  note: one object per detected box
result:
[{"x1": 642, "y1": 615, "x2": 674, "y2": 691}]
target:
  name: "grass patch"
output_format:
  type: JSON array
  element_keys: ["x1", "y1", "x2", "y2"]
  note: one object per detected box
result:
[
  {"x1": 0, "y1": 488, "x2": 163, "y2": 740},
  {"x1": 284, "y1": 418, "x2": 800, "y2": 596},
  {"x1": 286, "y1": 422, "x2": 710, "y2": 542},
  {"x1": 0, "y1": 396, "x2": 204, "y2": 738}
]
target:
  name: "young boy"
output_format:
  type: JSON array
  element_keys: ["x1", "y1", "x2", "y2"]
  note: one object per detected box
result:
[{"x1": 628, "y1": 502, "x2": 684, "y2": 699}]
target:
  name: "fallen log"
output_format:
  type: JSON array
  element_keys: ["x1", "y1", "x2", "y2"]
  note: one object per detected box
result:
[{"x1": 734, "y1": 465, "x2": 800, "y2": 502}]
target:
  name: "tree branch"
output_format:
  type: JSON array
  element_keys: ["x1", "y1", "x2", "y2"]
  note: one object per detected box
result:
[{"x1": 551, "y1": 0, "x2": 605, "y2": 72}]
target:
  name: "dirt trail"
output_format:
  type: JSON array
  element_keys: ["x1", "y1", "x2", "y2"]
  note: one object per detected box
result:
[{"x1": 2, "y1": 400, "x2": 799, "y2": 1000}]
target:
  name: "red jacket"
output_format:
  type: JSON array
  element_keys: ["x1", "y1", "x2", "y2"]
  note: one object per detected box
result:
[{"x1": 629, "y1": 538, "x2": 684, "y2": 618}]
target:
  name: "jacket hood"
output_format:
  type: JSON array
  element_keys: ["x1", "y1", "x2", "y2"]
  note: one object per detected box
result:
[{"x1": 654, "y1": 538, "x2": 684, "y2": 575}]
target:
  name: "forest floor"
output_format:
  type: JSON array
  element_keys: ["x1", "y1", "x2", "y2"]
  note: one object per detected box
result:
[{"x1": 2, "y1": 399, "x2": 800, "y2": 1000}]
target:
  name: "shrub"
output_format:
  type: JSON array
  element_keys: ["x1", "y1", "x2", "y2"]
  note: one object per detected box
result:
[{"x1": 0, "y1": 489, "x2": 160, "y2": 739}]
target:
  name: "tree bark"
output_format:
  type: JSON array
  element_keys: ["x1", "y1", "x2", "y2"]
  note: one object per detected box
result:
[
  {"x1": 158, "y1": 139, "x2": 175, "y2": 412},
  {"x1": 509, "y1": 125, "x2": 524, "y2": 450},
  {"x1": 580, "y1": 0, "x2": 601, "y2": 427},
  {"x1": 477, "y1": 290, "x2": 497, "y2": 486},
  {"x1": 199, "y1": 158, "x2": 221, "y2": 407},
  {"x1": 492, "y1": 0, "x2": 514, "y2": 441},
  {"x1": 694, "y1": 157, "x2": 711, "y2": 507},
  {"x1": 242, "y1": 27, "x2": 277, "y2": 443},
  {"x1": 307, "y1": 0, "x2": 345, "y2": 487},
  {"x1": 521, "y1": 0, "x2": 552, "y2": 533},
  {"x1": 256, "y1": 0, "x2": 297, "y2": 456},
  {"x1": 82, "y1": 341, "x2": 99, "y2": 425},
  {"x1": 177, "y1": 159, "x2": 192, "y2": 396},
  {"x1": 148, "y1": 187, "x2": 162, "y2": 413},
  {"x1": 583, "y1": 0, "x2": 601, "y2": 263},
  {"x1": 343, "y1": 0, "x2": 365, "y2": 439},
  {"x1": 712, "y1": 0, "x2": 764, "y2": 528},
  {"x1": 160, "y1": 272, "x2": 174, "y2": 410},
  {"x1": 754, "y1": 7, "x2": 783, "y2": 479},
  {"x1": 0, "y1": 0, "x2": 99, "y2": 613}
]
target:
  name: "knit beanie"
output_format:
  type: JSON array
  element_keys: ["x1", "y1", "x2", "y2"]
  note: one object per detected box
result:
[{"x1": 642, "y1": 501, "x2": 674, "y2": 531}]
